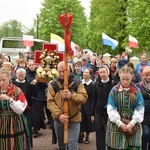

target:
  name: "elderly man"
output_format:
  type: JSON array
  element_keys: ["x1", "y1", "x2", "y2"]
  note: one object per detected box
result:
[
  {"x1": 47, "y1": 61, "x2": 88, "y2": 150},
  {"x1": 136, "y1": 54, "x2": 150, "y2": 76}
]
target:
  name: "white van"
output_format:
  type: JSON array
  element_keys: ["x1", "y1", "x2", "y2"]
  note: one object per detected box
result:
[{"x1": 0, "y1": 37, "x2": 49, "y2": 63}]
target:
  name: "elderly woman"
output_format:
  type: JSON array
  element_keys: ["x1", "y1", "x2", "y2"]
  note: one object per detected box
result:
[
  {"x1": 136, "y1": 54, "x2": 150, "y2": 77},
  {"x1": 2, "y1": 62, "x2": 17, "y2": 86},
  {"x1": 110, "y1": 58, "x2": 118, "y2": 75},
  {"x1": 137, "y1": 67, "x2": 150, "y2": 150},
  {"x1": 13, "y1": 68, "x2": 37, "y2": 148},
  {"x1": 2, "y1": 62, "x2": 13, "y2": 71},
  {"x1": 0, "y1": 68, "x2": 31, "y2": 149}
]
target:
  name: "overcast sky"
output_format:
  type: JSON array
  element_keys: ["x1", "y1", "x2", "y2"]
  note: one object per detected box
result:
[{"x1": 0, "y1": 0, "x2": 91, "y2": 28}]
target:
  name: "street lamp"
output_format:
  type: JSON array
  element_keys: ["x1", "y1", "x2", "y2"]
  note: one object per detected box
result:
[{"x1": 36, "y1": 14, "x2": 39, "y2": 39}]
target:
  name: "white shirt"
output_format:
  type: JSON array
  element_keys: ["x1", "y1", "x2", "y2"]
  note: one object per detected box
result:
[{"x1": 82, "y1": 79, "x2": 92, "y2": 85}]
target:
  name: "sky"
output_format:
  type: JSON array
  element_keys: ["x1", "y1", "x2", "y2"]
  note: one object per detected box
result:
[{"x1": 0, "y1": 0, "x2": 91, "y2": 28}]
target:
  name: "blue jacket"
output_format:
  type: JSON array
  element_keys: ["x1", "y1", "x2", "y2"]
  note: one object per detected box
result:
[{"x1": 135, "y1": 61, "x2": 150, "y2": 74}]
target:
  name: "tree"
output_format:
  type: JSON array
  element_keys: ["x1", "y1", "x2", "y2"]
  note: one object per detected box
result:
[
  {"x1": 88, "y1": 0, "x2": 150, "y2": 56},
  {"x1": 37, "y1": 0, "x2": 87, "y2": 48},
  {"x1": 88, "y1": 0, "x2": 128, "y2": 55},
  {"x1": 126, "y1": 0, "x2": 150, "y2": 54},
  {"x1": 0, "y1": 20, "x2": 23, "y2": 39}
]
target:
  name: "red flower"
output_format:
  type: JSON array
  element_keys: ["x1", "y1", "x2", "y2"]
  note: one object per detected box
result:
[
  {"x1": 7, "y1": 86, "x2": 14, "y2": 96},
  {"x1": 130, "y1": 85, "x2": 136, "y2": 94}
]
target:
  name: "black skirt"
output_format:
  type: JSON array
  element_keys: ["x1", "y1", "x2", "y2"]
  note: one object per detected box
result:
[{"x1": 31, "y1": 100, "x2": 46, "y2": 131}]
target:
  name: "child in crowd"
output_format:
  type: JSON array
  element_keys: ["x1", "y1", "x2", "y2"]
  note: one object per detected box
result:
[
  {"x1": 73, "y1": 61, "x2": 83, "y2": 80},
  {"x1": 14, "y1": 58, "x2": 27, "y2": 73}
]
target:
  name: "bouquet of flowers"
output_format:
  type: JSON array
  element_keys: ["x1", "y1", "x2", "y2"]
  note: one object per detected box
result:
[{"x1": 36, "y1": 49, "x2": 59, "y2": 82}]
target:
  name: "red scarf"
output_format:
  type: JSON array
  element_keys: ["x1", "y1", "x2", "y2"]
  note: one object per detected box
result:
[
  {"x1": 110, "y1": 67, "x2": 116, "y2": 75},
  {"x1": 7, "y1": 86, "x2": 14, "y2": 96}
]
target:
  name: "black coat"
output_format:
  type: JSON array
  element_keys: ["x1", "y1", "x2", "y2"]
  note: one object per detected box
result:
[
  {"x1": 91, "y1": 77, "x2": 114, "y2": 115},
  {"x1": 26, "y1": 68, "x2": 47, "y2": 101},
  {"x1": 91, "y1": 77, "x2": 114, "y2": 150},
  {"x1": 137, "y1": 82, "x2": 150, "y2": 126},
  {"x1": 132, "y1": 70, "x2": 141, "y2": 84},
  {"x1": 80, "y1": 81, "x2": 95, "y2": 132},
  {"x1": 26, "y1": 69, "x2": 36, "y2": 83},
  {"x1": 13, "y1": 80, "x2": 36, "y2": 108}
]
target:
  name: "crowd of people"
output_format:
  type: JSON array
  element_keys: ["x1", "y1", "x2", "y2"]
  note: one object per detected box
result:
[{"x1": 0, "y1": 50, "x2": 150, "y2": 150}]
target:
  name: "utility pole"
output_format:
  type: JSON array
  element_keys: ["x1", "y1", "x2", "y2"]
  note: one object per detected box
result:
[{"x1": 36, "y1": 14, "x2": 39, "y2": 39}]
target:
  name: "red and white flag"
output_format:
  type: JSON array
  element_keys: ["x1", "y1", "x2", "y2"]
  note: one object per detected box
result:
[
  {"x1": 71, "y1": 41, "x2": 81, "y2": 55},
  {"x1": 23, "y1": 35, "x2": 34, "y2": 47},
  {"x1": 128, "y1": 35, "x2": 138, "y2": 48}
]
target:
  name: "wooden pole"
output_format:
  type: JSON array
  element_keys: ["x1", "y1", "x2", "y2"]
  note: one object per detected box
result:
[
  {"x1": 63, "y1": 11, "x2": 69, "y2": 144},
  {"x1": 63, "y1": 53, "x2": 69, "y2": 144},
  {"x1": 59, "y1": 11, "x2": 73, "y2": 144}
]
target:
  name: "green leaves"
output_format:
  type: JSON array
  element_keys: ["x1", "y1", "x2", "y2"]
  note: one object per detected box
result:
[
  {"x1": 1, "y1": 0, "x2": 149, "y2": 56},
  {"x1": 88, "y1": 0, "x2": 150, "y2": 55},
  {"x1": 38, "y1": 0, "x2": 87, "y2": 49},
  {"x1": 0, "y1": 20, "x2": 23, "y2": 39}
]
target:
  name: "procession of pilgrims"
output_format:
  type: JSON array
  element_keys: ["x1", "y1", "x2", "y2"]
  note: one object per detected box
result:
[{"x1": 0, "y1": 50, "x2": 149, "y2": 149}]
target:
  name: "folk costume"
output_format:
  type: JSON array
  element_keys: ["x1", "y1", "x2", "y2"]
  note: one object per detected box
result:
[
  {"x1": 0, "y1": 83, "x2": 30, "y2": 150},
  {"x1": 13, "y1": 79, "x2": 37, "y2": 148},
  {"x1": 106, "y1": 83, "x2": 144, "y2": 150}
]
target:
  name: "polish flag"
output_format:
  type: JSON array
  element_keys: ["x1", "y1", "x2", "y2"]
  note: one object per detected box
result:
[
  {"x1": 23, "y1": 35, "x2": 34, "y2": 47},
  {"x1": 128, "y1": 35, "x2": 138, "y2": 48}
]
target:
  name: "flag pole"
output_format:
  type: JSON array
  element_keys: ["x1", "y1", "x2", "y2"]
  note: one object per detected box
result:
[
  {"x1": 101, "y1": 43, "x2": 104, "y2": 59},
  {"x1": 101, "y1": 34, "x2": 104, "y2": 59}
]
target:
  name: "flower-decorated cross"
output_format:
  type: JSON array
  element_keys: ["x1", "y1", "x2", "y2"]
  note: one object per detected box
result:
[{"x1": 36, "y1": 49, "x2": 59, "y2": 82}]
